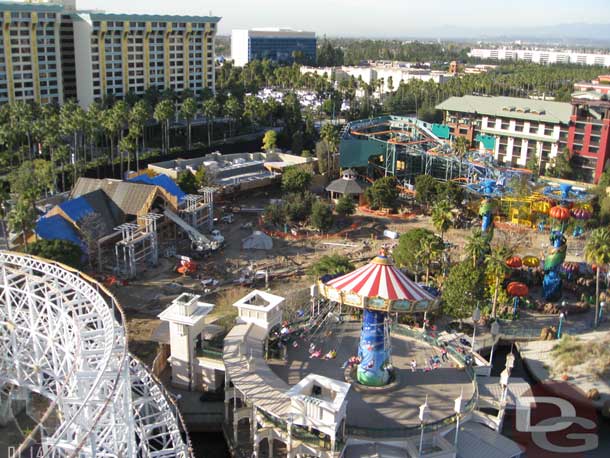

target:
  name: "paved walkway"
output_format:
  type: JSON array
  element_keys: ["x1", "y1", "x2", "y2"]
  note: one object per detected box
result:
[{"x1": 268, "y1": 321, "x2": 474, "y2": 431}]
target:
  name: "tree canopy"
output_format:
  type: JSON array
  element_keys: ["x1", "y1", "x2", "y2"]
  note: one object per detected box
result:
[
  {"x1": 364, "y1": 176, "x2": 398, "y2": 210},
  {"x1": 311, "y1": 200, "x2": 334, "y2": 232},
  {"x1": 28, "y1": 239, "x2": 83, "y2": 269},
  {"x1": 281, "y1": 167, "x2": 312, "y2": 193},
  {"x1": 394, "y1": 228, "x2": 441, "y2": 274},
  {"x1": 442, "y1": 261, "x2": 486, "y2": 323},
  {"x1": 309, "y1": 254, "x2": 354, "y2": 278}
]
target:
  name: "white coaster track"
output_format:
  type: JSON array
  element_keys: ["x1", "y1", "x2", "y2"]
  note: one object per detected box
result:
[{"x1": 0, "y1": 252, "x2": 193, "y2": 458}]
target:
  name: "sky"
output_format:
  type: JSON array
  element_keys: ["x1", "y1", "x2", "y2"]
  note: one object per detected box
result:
[{"x1": 72, "y1": 0, "x2": 610, "y2": 38}]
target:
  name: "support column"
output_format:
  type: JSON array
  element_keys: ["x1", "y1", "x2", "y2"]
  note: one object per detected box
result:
[
  {"x1": 286, "y1": 420, "x2": 293, "y2": 458},
  {"x1": 2, "y1": 12, "x2": 15, "y2": 103},
  {"x1": 357, "y1": 309, "x2": 390, "y2": 386}
]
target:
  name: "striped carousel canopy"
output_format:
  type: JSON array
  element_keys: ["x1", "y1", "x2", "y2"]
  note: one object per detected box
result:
[{"x1": 325, "y1": 251, "x2": 434, "y2": 303}]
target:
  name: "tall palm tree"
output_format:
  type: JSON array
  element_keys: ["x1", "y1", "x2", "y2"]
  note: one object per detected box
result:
[
  {"x1": 181, "y1": 97, "x2": 197, "y2": 151},
  {"x1": 453, "y1": 136, "x2": 470, "y2": 159},
  {"x1": 418, "y1": 234, "x2": 443, "y2": 284},
  {"x1": 101, "y1": 107, "x2": 122, "y2": 177},
  {"x1": 153, "y1": 100, "x2": 174, "y2": 154},
  {"x1": 485, "y1": 245, "x2": 511, "y2": 319},
  {"x1": 431, "y1": 199, "x2": 453, "y2": 242},
  {"x1": 129, "y1": 101, "x2": 149, "y2": 170},
  {"x1": 465, "y1": 229, "x2": 488, "y2": 268},
  {"x1": 224, "y1": 96, "x2": 241, "y2": 137},
  {"x1": 585, "y1": 228, "x2": 610, "y2": 327},
  {"x1": 202, "y1": 98, "x2": 220, "y2": 147}
]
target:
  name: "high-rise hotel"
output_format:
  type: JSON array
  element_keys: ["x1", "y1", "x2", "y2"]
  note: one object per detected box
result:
[{"x1": 0, "y1": 0, "x2": 220, "y2": 107}]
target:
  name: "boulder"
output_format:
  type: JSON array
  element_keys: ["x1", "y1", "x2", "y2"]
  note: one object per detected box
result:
[
  {"x1": 587, "y1": 388, "x2": 600, "y2": 401},
  {"x1": 540, "y1": 326, "x2": 556, "y2": 341}
]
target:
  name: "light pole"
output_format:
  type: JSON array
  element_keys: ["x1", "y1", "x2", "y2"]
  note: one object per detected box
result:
[
  {"x1": 489, "y1": 321, "x2": 500, "y2": 371},
  {"x1": 418, "y1": 395, "x2": 430, "y2": 456},
  {"x1": 599, "y1": 301, "x2": 606, "y2": 324},
  {"x1": 557, "y1": 312, "x2": 565, "y2": 339},
  {"x1": 471, "y1": 304, "x2": 481, "y2": 354},
  {"x1": 453, "y1": 388, "x2": 465, "y2": 449}
]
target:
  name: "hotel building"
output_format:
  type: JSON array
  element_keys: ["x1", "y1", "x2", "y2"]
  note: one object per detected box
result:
[
  {"x1": 469, "y1": 47, "x2": 610, "y2": 67},
  {"x1": 0, "y1": 1, "x2": 220, "y2": 107}
]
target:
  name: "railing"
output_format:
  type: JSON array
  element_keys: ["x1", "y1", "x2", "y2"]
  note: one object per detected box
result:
[{"x1": 197, "y1": 346, "x2": 224, "y2": 360}]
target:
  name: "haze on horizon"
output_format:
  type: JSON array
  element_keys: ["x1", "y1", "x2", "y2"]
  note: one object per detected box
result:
[{"x1": 72, "y1": 0, "x2": 610, "y2": 38}]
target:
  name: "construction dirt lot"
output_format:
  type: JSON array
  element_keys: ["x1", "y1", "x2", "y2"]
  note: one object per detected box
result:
[{"x1": 110, "y1": 190, "x2": 583, "y2": 365}]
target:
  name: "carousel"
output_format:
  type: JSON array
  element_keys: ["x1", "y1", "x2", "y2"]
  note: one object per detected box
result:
[{"x1": 317, "y1": 249, "x2": 440, "y2": 386}]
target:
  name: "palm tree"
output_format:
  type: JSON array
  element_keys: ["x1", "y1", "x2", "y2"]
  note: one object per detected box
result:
[
  {"x1": 181, "y1": 97, "x2": 197, "y2": 151},
  {"x1": 154, "y1": 100, "x2": 174, "y2": 154},
  {"x1": 8, "y1": 198, "x2": 36, "y2": 250},
  {"x1": 129, "y1": 101, "x2": 150, "y2": 170},
  {"x1": 453, "y1": 136, "x2": 470, "y2": 159},
  {"x1": 431, "y1": 199, "x2": 453, "y2": 242},
  {"x1": 202, "y1": 98, "x2": 220, "y2": 146},
  {"x1": 112, "y1": 101, "x2": 130, "y2": 178},
  {"x1": 101, "y1": 107, "x2": 122, "y2": 177},
  {"x1": 418, "y1": 234, "x2": 443, "y2": 284},
  {"x1": 485, "y1": 245, "x2": 510, "y2": 319},
  {"x1": 465, "y1": 229, "x2": 488, "y2": 267},
  {"x1": 585, "y1": 228, "x2": 610, "y2": 327},
  {"x1": 224, "y1": 96, "x2": 241, "y2": 137}
]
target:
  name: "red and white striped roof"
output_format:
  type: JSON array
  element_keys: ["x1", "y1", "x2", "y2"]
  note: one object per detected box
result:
[{"x1": 325, "y1": 253, "x2": 434, "y2": 302}]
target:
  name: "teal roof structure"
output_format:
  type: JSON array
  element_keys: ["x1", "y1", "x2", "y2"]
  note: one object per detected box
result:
[
  {"x1": 0, "y1": 1, "x2": 63, "y2": 12},
  {"x1": 436, "y1": 95, "x2": 572, "y2": 125},
  {"x1": 78, "y1": 12, "x2": 220, "y2": 23}
]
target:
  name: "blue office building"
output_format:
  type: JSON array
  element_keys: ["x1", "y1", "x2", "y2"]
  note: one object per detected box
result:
[{"x1": 232, "y1": 28, "x2": 316, "y2": 66}]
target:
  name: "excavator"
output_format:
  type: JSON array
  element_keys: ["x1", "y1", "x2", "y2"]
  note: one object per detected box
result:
[{"x1": 164, "y1": 209, "x2": 225, "y2": 253}]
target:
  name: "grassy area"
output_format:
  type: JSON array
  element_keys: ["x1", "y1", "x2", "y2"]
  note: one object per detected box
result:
[{"x1": 551, "y1": 335, "x2": 610, "y2": 380}]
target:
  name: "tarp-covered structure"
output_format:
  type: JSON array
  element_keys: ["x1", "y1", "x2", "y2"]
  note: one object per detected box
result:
[{"x1": 242, "y1": 231, "x2": 273, "y2": 250}]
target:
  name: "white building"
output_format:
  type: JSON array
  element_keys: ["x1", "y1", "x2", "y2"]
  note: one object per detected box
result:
[
  {"x1": 469, "y1": 47, "x2": 610, "y2": 67},
  {"x1": 231, "y1": 28, "x2": 316, "y2": 67}
]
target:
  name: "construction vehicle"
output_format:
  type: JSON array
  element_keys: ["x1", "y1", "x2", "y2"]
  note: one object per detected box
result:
[{"x1": 164, "y1": 209, "x2": 225, "y2": 252}]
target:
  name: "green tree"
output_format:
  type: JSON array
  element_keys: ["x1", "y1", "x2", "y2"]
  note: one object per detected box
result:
[
  {"x1": 414, "y1": 174, "x2": 438, "y2": 209},
  {"x1": 282, "y1": 167, "x2": 312, "y2": 193},
  {"x1": 364, "y1": 176, "x2": 398, "y2": 210},
  {"x1": 128, "y1": 100, "x2": 150, "y2": 170},
  {"x1": 177, "y1": 171, "x2": 198, "y2": 194},
  {"x1": 181, "y1": 97, "x2": 198, "y2": 150},
  {"x1": 291, "y1": 130, "x2": 304, "y2": 156},
  {"x1": 264, "y1": 203, "x2": 286, "y2": 227},
  {"x1": 585, "y1": 228, "x2": 610, "y2": 327},
  {"x1": 485, "y1": 245, "x2": 511, "y2": 319},
  {"x1": 224, "y1": 96, "x2": 242, "y2": 137},
  {"x1": 284, "y1": 192, "x2": 315, "y2": 223},
  {"x1": 28, "y1": 239, "x2": 83, "y2": 269},
  {"x1": 431, "y1": 199, "x2": 453, "y2": 241},
  {"x1": 8, "y1": 198, "x2": 37, "y2": 249},
  {"x1": 262, "y1": 129, "x2": 278, "y2": 152},
  {"x1": 195, "y1": 166, "x2": 215, "y2": 188},
  {"x1": 416, "y1": 232, "x2": 444, "y2": 283},
  {"x1": 442, "y1": 261, "x2": 486, "y2": 325},
  {"x1": 309, "y1": 254, "x2": 353, "y2": 278},
  {"x1": 548, "y1": 148, "x2": 573, "y2": 179},
  {"x1": 153, "y1": 100, "x2": 174, "y2": 154},
  {"x1": 394, "y1": 228, "x2": 440, "y2": 274},
  {"x1": 335, "y1": 195, "x2": 356, "y2": 217},
  {"x1": 311, "y1": 200, "x2": 334, "y2": 232},
  {"x1": 465, "y1": 229, "x2": 489, "y2": 267}
]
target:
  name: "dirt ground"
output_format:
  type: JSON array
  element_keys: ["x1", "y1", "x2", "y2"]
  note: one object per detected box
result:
[{"x1": 111, "y1": 190, "x2": 588, "y2": 363}]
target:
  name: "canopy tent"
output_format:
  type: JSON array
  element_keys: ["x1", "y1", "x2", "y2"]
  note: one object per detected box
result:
[
  {"x1": 242, "y1": 231, "x2": 273, "y2": 250},
  {"x1": 320, "y1": 253, "x2": 437, "y2": 313}
]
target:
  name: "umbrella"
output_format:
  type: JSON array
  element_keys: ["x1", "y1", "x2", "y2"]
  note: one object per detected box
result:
[
  {"x1": 549, "y1": 205, "x2": 570, "y2": 221},
  {"x1": 507, "y1": 281, "x2": 529, "y2": 297},
  {"x1": 523, "y1": 256, "x2": 540, "y2": 268},
  {"x1": 506, "y1": 256, "x2": 523, "y2": 269}
]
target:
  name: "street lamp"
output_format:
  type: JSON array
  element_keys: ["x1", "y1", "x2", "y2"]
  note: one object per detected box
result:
[
  {"x1": 557, "y1": 312, "x2": 565, "y2": 339},
  {"x1": 600, "y1": 301, "x2": 606, "y2": 324},
  {"x1": 489, "y1": 321, "x2": 501, "y2": 371},
  {"x1": 418, "y1": 395, "x2": 430, "y2": 456},
  {"x1": 471, "y1": 304, "x2": 481, "y2": 353}
]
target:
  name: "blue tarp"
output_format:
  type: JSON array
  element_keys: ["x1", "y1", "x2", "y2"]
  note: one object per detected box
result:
[
  {"x1": 129, "y1": 174, "x2": 186, "y2": 202},
  {"x1": 59, "y1": 196, "x2": 95, "y2": 223},
  {"x1": 35, "y1": 215, "x2": 83, "y2": 247}
]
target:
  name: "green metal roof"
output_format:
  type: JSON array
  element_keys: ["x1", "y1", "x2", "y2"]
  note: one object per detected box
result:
[
  {"x1": 83, "y1": 12, "x2": 220, "y2": 23},
  {"x1": 436, "y1": 95, "x2": 572, "y2": 125},
  {"x1": 0, "y1": 1, "x2": 63, "y2": 12}
]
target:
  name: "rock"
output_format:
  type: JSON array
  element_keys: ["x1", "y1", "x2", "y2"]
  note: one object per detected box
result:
[
  {"x1": 587, "y1": 388, "x2": 600, "y2": 401},
  {"x1": 540, "y1": 326, "x2": 556, "y2": 341},
  {"x1": 543, "y1": 303, "x2": 560, "y2": 315}
]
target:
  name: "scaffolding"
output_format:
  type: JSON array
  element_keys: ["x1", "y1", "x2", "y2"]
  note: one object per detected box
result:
[
  {"x1": 182, "y1": 188, "x2": 215, "y2": 232},
  {"x1": 114, "y1": 213, "x2": 163, "y2": 279}
]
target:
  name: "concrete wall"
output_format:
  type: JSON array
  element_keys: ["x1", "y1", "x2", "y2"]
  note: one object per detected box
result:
[{"x1": 72, "y1": 17, "x2": 94, "y2": 108}]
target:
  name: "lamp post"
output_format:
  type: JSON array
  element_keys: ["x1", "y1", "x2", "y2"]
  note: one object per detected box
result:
[
  {"x1": 557, "y1": 312, "x2": 565, "y2": 339},
  {"x1": 471, "y1": 304, "x2": 481, "y2": 354},
  {"x1": 500, "y1": 352, "x2": 514, "y2": 403},
  {"x1": 453, "y1": 388, "x2": 465, "y2": 449},
  {"x1": 489, "y1": 321, "x2": 500, "y2": 372},
  {"x1": 418, "y1": 395, "x2": 430, "y2": 456},
  {"x1": 599, "y1": 301, "x2": 606, "y2": 324}
]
